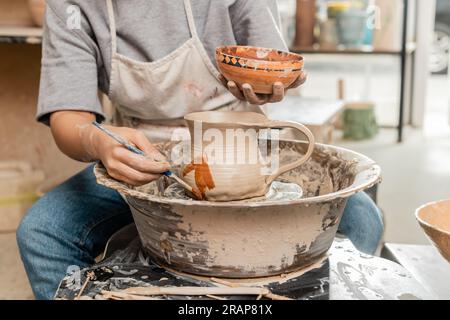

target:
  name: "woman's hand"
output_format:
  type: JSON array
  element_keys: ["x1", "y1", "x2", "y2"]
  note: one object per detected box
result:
[
  {"x1": 87, "y1": 125, "x2": 170, "y2": 186},
  {"x1": 50, "y1": 111, "x2": 170, "y2": 186},
  {"x1": 219, "y1": 72, "x2": 307, "y2": 105}
]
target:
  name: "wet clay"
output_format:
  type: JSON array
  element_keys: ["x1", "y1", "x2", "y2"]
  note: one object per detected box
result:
[{"x1": 182, "y1": 155, "x2": 215, "y2": 199}]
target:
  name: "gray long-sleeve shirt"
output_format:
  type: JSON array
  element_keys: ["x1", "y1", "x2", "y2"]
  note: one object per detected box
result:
[{"x1": 37, "y1": 0, "x2": 287, "y2": 124}]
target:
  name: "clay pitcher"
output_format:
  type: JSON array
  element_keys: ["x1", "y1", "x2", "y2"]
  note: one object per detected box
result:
[{"x1": 182, "y1": 111, "x2": 315, "y2": 201}]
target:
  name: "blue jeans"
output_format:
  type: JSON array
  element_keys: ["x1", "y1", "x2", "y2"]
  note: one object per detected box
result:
[{"x1": 17, "y1": 165, "x2": 383, "y2": 300}]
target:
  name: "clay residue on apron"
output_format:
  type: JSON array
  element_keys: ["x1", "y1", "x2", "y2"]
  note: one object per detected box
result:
[{"x1": 276, "y1": 141, "x2": 357, "y2": 197}]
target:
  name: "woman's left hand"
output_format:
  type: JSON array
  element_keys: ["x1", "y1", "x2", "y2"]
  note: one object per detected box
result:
[{"x1": 219, "y1": 72, "x2": 307, "y2": 105}]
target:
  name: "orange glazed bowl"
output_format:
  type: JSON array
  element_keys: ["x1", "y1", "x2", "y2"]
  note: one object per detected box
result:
[{"x1": 216, "y1": 46, "x2": 304, "y2": 94}]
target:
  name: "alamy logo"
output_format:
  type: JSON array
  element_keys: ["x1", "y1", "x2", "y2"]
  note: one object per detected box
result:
[
  {"x1": 65, "y1": 265, "x2": 82, "y2": 289},
  {"x1": 170, "y1": 123, "x2": 281, "y2": 176},
  {"x1": 366, "y1": 4, "x2": 382, "y2": 31},
  {"x1": 66, "y1": 5, "x2": 81, "y2": 30}
]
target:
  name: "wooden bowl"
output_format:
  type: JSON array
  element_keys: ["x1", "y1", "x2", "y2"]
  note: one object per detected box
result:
[
  {"x1": 28, "y1": 0, "x2": 46, "y2": 27},
  {"x1": 216, "y1": 46, "x2": 304, "y2": 94},
  {"x1": 416, "y1": 200, "x2": 450, "y2": 262}
]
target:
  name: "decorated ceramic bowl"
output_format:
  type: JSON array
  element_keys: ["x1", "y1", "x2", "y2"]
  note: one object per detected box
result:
[
  {"x1": 416, "y1": 200, "x2": 450, "y2": 262},
  {"x1": 216, "y1": 46, "x2": 304, "y2": 94}
]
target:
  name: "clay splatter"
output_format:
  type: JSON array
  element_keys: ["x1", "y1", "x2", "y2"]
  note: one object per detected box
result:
[
  {"x1": 184, "y1": 83, "x2": 203, "y2": 99},
  {"x1": 182, "y1": 155, "x2": 215, "y2": 199}
]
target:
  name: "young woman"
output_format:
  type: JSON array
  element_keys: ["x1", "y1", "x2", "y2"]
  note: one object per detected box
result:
[{"x1": 17, "y1": 0, "x2": 383, "y2": 299}]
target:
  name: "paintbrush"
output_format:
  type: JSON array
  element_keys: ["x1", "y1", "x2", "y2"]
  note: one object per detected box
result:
[{"x1": 92, "y1": 121, "x2": 203, "y2": 200}]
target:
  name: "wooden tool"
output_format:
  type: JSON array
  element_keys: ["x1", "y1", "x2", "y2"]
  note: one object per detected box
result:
[
  {"x1": 92, "y1": 121, "x2": 203, "y2": 199},
  {"x1": 100, "y1": 286, "x2": 293, "y2": 300}
]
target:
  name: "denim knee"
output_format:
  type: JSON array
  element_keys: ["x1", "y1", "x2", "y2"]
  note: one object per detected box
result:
[
  {"x1": 338, "y1": 192, "x2": 384, "y2": 255},
  {"x1": 16, "y1": 204, "x2": 40, "y2": 257}
]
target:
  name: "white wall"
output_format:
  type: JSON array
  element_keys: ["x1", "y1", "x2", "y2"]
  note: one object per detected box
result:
[{"x1": 411, "y1": 0, "x2": 436, "y2": 127}]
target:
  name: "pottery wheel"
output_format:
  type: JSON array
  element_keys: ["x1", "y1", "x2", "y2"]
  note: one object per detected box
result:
[
  {"x1": 55, "y1": 224, "x2": 329, "y2": 300},
  {"x1": 54, "y1": 225, "x2": 434, "y2": 300}
]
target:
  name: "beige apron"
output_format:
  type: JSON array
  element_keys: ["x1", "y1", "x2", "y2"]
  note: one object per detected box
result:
[{"x1": 106, "y1": 0, "x2": 262, "y2": 142}]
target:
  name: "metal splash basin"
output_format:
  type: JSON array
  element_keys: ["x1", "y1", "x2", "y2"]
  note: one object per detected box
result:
[{"x1": 94, "y1": 140, "x2": 381, "y2": 278}]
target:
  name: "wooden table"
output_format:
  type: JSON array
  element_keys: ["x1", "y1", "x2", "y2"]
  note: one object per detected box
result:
[
  {"x1": 382, "y1": 243, "x2": 450, "y2": 300},
  {"x1": 265, "y1": 97, "x2": 345, "y2": 144},
  {"x1": 0, "y1": 26, "x2": 42, "y2": 44}
]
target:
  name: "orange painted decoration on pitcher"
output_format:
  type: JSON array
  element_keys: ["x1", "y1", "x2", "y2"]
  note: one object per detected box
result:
[{"x1": 182, "y1": 155, "x2": 215, "y2": 198}]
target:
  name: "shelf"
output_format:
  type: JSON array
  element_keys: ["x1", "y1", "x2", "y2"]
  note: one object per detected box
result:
[
  {"x1": 0, "y1": 26, "x2": 43, "y2": 44},
  {"x1": 291, "y1": 42, "x2": 416, "y2": 56}
]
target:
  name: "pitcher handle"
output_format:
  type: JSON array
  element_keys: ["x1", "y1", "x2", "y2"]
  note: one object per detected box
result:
[{"x1": 259, "y1": 120, "x2": 315, "y2": 184}]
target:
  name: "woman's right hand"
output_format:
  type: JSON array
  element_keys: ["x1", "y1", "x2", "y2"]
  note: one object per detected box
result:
[
  {"x1": 50, "y1": 111, "x2": 170, "y2": 186},
  {"x1": 86, "y1": 125, "x2": 171, "y2": 186}
]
